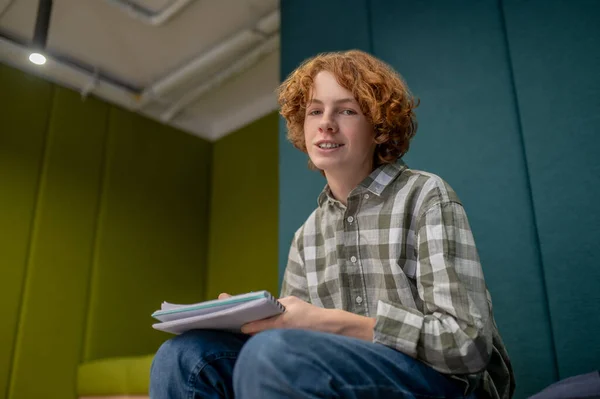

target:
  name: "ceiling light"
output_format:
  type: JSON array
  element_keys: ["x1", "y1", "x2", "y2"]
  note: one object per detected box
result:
[
  {"x1": 29, "y1": 0, "x2": 53, "y2": 65},
  {"x1": 29, "y1": 53, "x2": 46, "y2": 65}
]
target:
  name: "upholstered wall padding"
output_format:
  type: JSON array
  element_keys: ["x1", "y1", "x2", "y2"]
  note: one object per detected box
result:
[
  {"x1": 206, "y1": 112, "x2": 279, "y2": 299},
  {"x1": 82, "y1": 107, "x2": 212, "y2": 362},
  {"x1": 503, "y1": 0, "x2": 600, "y2": 379},
  {"x1": 8, "y1": 85, "x2": 108, "y2": 399},
  {"x1": 370, "y1": 1, "x2": 557, "y2": 394},
  {"x1": 0, "y1": 64, "x2": 54, "y2": 399},
  {"x1": 0, "y1": 65, "x2": 212, "y2": 399}
]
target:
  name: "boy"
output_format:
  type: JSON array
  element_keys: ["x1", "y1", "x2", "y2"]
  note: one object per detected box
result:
[{"x1": 150, "y1": 50, "x2": 515, "y2": 399}]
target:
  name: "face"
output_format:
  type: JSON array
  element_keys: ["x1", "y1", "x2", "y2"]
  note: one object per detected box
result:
[{"x1": 304, "y1": 71, "x2": 376, "y2": 177}]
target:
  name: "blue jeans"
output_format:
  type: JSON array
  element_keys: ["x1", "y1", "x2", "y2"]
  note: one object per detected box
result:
[{"x1": 150, "y1": 329, "x2": 475, "y2": 399}]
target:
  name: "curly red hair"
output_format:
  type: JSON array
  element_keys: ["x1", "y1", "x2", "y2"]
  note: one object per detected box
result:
[{"x1": 277, "y1": 50, "x2": 419, "y2": 169}]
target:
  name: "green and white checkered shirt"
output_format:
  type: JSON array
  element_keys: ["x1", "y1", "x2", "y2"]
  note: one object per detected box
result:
[{"x1": 280, "y1": 160, "x2": 514, "y2": 399}]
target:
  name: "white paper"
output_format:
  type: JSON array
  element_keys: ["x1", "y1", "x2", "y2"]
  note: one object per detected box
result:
[{"x1": 152, "y1": 297, "x2": 284, "y2": 334}]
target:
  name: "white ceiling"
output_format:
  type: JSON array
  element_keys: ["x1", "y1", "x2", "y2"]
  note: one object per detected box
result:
[{"x1": 0, "y1": 0, "x2": 280, "y2": 141}]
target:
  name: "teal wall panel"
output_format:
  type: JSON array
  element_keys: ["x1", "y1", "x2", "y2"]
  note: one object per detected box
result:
[
  {"x1": 279, "y1": 0, "x2": 372, "y2": 283},
  {"x1": 370, "y1": 1, "x2": 555, "y2": 396},
  {"x1": 503, "y1": 0, "x2": 600, "y2": 379}
]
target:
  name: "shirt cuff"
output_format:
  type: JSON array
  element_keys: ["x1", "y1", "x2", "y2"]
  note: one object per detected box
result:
[{"x1": 373, "y1": 299, "x2": 424, "y2": 358}]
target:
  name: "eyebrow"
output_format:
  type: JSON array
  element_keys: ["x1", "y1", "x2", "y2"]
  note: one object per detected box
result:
[{"x1": 308, "y1": 98, "x2": 357, "y2": 106}]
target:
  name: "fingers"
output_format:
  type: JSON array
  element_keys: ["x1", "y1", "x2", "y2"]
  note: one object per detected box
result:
[
  {"x1": 240, "y1": 322, "x2": 256, "y2": 334},
  {"x1": 241, "y1": 321, "x2": 265, "y2": 334},
  {"x1": 241, "y1": 315, "x2": 279, "y2": 334},
  {"x1": 218, "y1": 293, "x2": 232, "y2": 300}
]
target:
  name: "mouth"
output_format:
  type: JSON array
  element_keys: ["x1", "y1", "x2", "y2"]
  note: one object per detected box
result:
[{"x1": 315, "y1": 141, "x2": 344, "y2": 150}]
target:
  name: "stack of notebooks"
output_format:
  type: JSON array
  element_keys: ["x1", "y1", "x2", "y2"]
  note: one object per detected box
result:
[{"x1": 151, "y1": 291, "x2": 285, "y2": 334}]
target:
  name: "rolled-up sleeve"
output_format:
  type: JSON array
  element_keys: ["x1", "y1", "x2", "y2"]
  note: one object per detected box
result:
[{"x1": 373, "y1": 201, "x2": 493, "y2": 374}]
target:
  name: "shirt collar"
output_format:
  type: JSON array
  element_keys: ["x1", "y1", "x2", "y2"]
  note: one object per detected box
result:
[{"x1": 317, "y1": 159, "x2": 408, "y2": 206}]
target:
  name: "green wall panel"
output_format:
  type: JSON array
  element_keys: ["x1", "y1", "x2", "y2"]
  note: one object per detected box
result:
[
  {"x1": 2, "y1": 62, "x2": 213, "y2": 398},
  {"x1": 0, "y1": 65, "x2": 53, "y2": 399},
  {"x1": 503, "y1": 0, "x2": 600, "y2": 379},
  {"x1": 8, "y1": 87, "x2": 109, "y2": 399},
  {"x1": 369, "y1": 1, "x2": 555, "y2": 396},
  {"x1": 206, "y1": 112, "x2": 279, "y2": 299},
  {"x1": 83, "y1": 107, "x2": 212, "y2": 361}
]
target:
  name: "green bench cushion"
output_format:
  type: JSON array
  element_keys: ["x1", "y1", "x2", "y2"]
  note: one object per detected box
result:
[{"x1": 77, "y1": 355, "x2": 154, "y2": 396}]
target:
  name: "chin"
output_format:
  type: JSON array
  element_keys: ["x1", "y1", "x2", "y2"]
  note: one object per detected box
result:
[
  {"x1": 312, "y1": 160, "x2": 341, "y2": 174},
  {"x1": 309, "y1": 153, "x2": 348, "y2": 172},
  {"x1": 310, "y1": 157, "x2": 330, "y2": 169}
]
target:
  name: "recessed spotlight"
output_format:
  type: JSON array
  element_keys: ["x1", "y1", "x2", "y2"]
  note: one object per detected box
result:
[{"x1": 29, "y1": 52, "x2": 46, "y2": 65}]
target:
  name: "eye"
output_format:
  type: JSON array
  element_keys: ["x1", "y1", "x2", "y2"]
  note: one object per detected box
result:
[
  {"x1": 307, "y1": 109, "x2": 322, "y2": 116},
  {"x1": 340, "y1": 109, "x2": 357, "y2": 115}
]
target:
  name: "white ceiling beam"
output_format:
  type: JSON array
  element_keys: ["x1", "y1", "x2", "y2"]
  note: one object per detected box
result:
[
  {"x1": 136, "y1": 9, "x2": 279, "y2": 108},
  {"x1": 104, "y1": 0, "x2": 196, "y2": 26},
  {"x1": 161, "y1": 33, "x2": 279, "y2": 122}
]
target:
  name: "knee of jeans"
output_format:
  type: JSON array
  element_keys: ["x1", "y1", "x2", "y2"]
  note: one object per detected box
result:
[
  {"x1": 151, "y1": 330, "x2": 219, "y2": 380},
  {"x1": 151, "y1": 334, "x2": 187, "y2": 378},
  {"x1": 242, "y1": 329, "x2": 296, "y2": 362},
  {"x1": 234, "y1": 330, "x2": 296, "y2": 382}
]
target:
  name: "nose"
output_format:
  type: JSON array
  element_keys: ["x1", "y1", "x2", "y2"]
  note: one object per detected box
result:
[{"x1": 318, "y1": 113, "x2": 338, "y2": 133}]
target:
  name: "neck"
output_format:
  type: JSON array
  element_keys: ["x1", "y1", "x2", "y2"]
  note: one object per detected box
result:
[{"x1": 325, "y1": 165, "x2": 373, "y2": 205}]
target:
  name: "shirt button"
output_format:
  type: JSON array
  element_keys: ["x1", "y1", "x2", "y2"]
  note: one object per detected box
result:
[
  {"x1": 347, "y1": 216, "x2": 354, "y2": 223},
  {"x1": 355, "y1": 296, "x2": 363, "y2": 304},
  {"x1": 364, "y1": 194, "x2": 370, "y2": 199},
  {"x1": 350, "y1": 256, "x2": 357, "y2": 263}
]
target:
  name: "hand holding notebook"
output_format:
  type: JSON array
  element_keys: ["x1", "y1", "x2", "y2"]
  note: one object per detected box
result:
[{"x1": 151, "y1": 291, "x2": 285, "y2": 334}]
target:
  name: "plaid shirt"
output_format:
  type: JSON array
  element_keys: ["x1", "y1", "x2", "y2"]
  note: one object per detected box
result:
[{"x1": 280, "y1": 160, "x2": 515, "y2": 399}]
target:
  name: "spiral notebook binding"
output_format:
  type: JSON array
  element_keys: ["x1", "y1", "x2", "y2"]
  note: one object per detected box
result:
[{"x1": 266, "y1": 292, "x2": 286, "y2": 312}]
